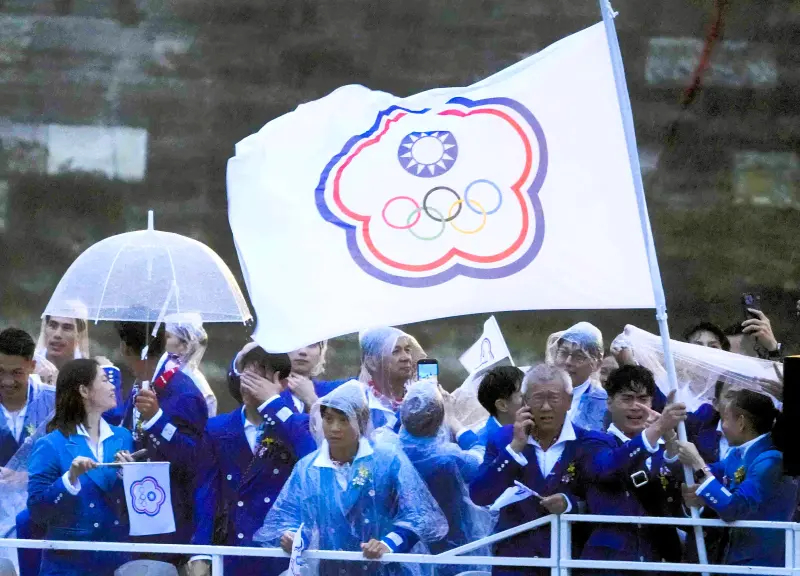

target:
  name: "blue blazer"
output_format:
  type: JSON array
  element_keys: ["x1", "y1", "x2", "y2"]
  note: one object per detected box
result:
[
  {"x1": 697, "y1": 433, "x2": 798, "y2": 569},
  {"x1": 653, "y1": 389, "x2": 721, "y2": 464},
  {"x1": 469, "y1": 424, "x2": 596, "y2": 576},
  {"x1": 27, "y1": 424, "x2": 133, "y2": 576},
  {"x1": 193, "y1": 397, "x2": 316, "y2": 575},
  {"x1": 121, "y1": 368, "x2": 208, "y2": 545},
  {"x1": 580, "y1": 432, "x2": 683, "y2": 563},
  {"x1": 0, "y1": 379, "x2": 55, "y2": 467},
  {"x1": 477, "y1": 416, "x2": 501, "y2": 446}
]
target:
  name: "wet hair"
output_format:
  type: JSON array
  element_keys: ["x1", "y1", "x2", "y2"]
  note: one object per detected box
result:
[
  {"x1": 606, "y1": 365, "x2": 656, "y2": 399},
  {"x1": 45, "y1": 315, "x2": 87, "y2": 334},
  {"x1": 477, "y1": 366, "x2": 525, "y2": 417},
  {"x1": 48, "y1": 359, "x2": 99, "y2": 435},
  {"x1": 0, "y1": 328, "x2": 36, "y2": 360},
  {"x1": 728, "y1": 389, "x2": 778, "y2": 435},
  {"x1": 116, "y1": 321, "x2": 165, "y2": 358},
  {"x1": 523, "y1": 363, "x2": 573, "y2": 395},
  {"x1": 684, "y1": 322, "x2": 731, "y2": 352},
  {"x1": 400, "y1": 391, "x2": 444, "y2": 438},
  {"x1": 228, "y1": 347, "x2": 292, "y2": 404}
]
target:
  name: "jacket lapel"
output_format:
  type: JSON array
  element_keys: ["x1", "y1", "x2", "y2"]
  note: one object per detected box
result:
[
  {"x1": 340, "y1": 458, "x2": 371, "y2": 516},
  {"x1": 545, "y1": 440, "x2": 576, "y2": 492}
]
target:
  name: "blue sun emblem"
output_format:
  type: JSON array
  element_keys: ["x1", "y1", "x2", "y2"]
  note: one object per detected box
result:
[{"x1": 397, "y1": 131, "x2": 458, "y2": 178}]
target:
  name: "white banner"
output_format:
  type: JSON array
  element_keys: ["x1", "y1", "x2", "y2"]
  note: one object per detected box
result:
[
  {"x1": 459, "y1": 316, "x2": 513, "y2": 373},
  {"x1": 228, "y1": 22, "x2": 655, "y2": 352},
  {"x1": 288, "y1": 523, "x2": 307, "y2": 576},
  {"x1": 122, "y1": 462, "x2": 175, "y2": 536}
]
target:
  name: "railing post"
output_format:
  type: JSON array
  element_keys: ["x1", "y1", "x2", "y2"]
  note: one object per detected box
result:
[
  {"x1": 550, "y1": 515, "x2": 560, "y2": 576},
  {"x1": 211, "y1": 554, "x2": 224, "y2": 576},
  {"x1": 786, "y1": 527, "x2": 794, "y2": 571},
  {"x1": 794, "y1": 524, "x2": 800, "y2": 573},
  {"x1": 559, "y1": 516, "x2": 571, "y2": 576}
]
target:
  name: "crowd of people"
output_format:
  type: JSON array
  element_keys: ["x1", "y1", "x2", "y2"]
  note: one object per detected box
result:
[{"x1": 0, "y1": 305, "x2": 796, "y2": 576}]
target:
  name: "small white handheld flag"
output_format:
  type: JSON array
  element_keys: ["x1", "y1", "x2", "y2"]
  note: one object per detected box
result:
[
  {"x1": 122, "y1": 462, "x2": 176, "y2": 536},
  {"x1": 489, "y1": 480, "x2": 542, "y2": 512},
  {"x1": 459, "y1": 316, "x2": 513, "y2": 373},
  {"x1": 288, "y1": 523, "x2": 307, "y2": 576}
]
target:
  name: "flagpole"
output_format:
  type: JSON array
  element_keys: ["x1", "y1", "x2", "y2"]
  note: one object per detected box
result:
[{"x1": 595, "y1": 0, "x2": 709, "y2": 571}]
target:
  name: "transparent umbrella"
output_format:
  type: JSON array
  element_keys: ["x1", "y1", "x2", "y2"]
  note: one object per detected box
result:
[{"x1": 43, "y1": 211, "x2": 252, "y2": 324}]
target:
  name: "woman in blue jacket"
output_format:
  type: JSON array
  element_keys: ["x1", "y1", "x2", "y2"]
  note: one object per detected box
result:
[{"x1": 27, "y1": 358, "x2": 133, "y2": 576}]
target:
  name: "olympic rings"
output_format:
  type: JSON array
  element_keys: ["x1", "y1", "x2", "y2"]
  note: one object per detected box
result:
[
  {"x1": 423, "y1": 187, "x2": 461, "y2": 222},
  {"x1": 381, "y1": 179, "x2": 502, "y2": 240},
  {"x1": 447, "y1": 199, "x2": 487, "y2": 235},
  {"x1": 464, "y1": 179, "x2": 503, "y2": 215},
  {"x1": 382, "y1": 196, "x2": 420, "y2": 230},
  {"x1": 407, "y1": 206, "x2": 446, "y2": 241}
]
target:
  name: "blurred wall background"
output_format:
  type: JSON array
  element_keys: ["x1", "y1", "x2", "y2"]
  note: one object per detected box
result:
[{"x1": 0, "y1": 0, "x2": 797, "y2": 412}]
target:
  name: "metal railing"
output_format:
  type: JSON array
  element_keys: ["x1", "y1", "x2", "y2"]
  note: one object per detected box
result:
[{"x1": 2, "y1": 514, "x2": 797, "y2": 575}]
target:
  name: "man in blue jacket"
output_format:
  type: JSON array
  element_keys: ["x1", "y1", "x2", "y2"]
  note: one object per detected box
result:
[
  {"x1": 188, "y1": 347, "x2": 317, "y2": 576},
  {"x1": 116, "y1": 321, "x2": 208, "y2": 570},
  {"x1": 678, "y1": 389, "x2": 798, "y2": 574},
  {"x1": 476, "y1": 366, "x2": 526, "y2": 446},
  {"x1": 470, "y1": 364, "x2": 600, "y2": 575},
  {"x1": 580, "y1": 365, "x2": 687, "y2": 569}
]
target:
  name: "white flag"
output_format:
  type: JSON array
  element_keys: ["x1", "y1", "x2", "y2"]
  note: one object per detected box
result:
[
  {"x1": 228, "y1": 22, "x2": 655, "y2": 352},
  {"x1": 489, "y1": 481, "x2": 542, "y2": 512},
  {"x1": 288, "y1": 523, "x2": 307, "y2": 576},
  {"x1": 122, "y1": 462, "x2": 175, "y2": 536},
  {"x1": 459, "y1": 316, "x2": 513, "y2": 373}
]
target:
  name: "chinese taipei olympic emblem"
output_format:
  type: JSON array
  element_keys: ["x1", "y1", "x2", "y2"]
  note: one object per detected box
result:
[
  {"x1": 316, "y1": 96, "x2": 548, "y2": 287},
  {"x1": 130, "y1": 476, "x2": 167, "y2": 517}
]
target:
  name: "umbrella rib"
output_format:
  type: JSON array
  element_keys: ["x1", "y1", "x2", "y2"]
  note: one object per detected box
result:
[
  {"x1": 163, "y1": 240, "x2": 180, "y2": 314},
  {"x1": 94, "y1": 233, "x2": 140, "y2": 323}
]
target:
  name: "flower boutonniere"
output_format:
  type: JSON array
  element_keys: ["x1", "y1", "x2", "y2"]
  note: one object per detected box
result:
[
  {"x1": 352, "y1": 465, "x2": 371, "y2": 487},
  {"x1": 561, "y1": 462, "x2": 577, "y2": 484},
  {"x1": 734, "y1": 466, "x2": 746, "y2": 484},
  {"x1": 257, "y1": 436, "x2": 291, "y2": 462},
  {"x1": 25, "y1": 423, "x2": 36, "y2": 438}
]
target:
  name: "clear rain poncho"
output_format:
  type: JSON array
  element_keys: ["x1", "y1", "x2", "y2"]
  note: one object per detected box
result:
[
  {"x1": 398, "y1": 382, "x2": 493, "y2": 576},
  {"x1": 544, "y1": 321, "x2": 605, "y2": 386},
  {"x1": 358, "y1": 327, "x2": 426, "y2": 386},
  {"x1": 255, "y1": 382, "x2": 448, "y2": 576},
  {"x1": 163, "y1": 312, "x2": 217, "y2": 417},
  {"x1": 613, "y1": 325, "x2": 784, "y2": 412}
]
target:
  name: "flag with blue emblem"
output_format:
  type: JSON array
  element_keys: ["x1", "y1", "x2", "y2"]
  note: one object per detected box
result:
[
  {"x1": 122, "y1": 462, "x2": 176, "y2": 536},
  {"x1": 229, "y1": 22, "x2": 655, "y2": 352}
]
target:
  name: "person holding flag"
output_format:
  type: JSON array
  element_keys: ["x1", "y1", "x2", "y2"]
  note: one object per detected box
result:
[
  {"x1": 254, "y1": 381, "x2": 447, "y2": 576},
  {"x1": 358, "y1": 327, "x2": 426, "y2": 433},
  {"x1": 188, "y1": 347, "x2": 317, "y2": 576},
  {"x1": 26, "y1": 359, "x2": 132, "y2": 576}
]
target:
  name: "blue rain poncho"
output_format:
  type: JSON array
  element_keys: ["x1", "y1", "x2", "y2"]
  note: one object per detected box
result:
[
  {"x1": 398, "y1": 381, "x2": 493, "y2": 575},
  {"x1": 254, "y1": 382, "x2": 448, "y2": 576}
]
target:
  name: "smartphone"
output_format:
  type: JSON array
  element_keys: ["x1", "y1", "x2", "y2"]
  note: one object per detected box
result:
[
  {"x1": 741, "y1": 293, "x2": 762, "y2": 320},
  {"x1": 417, "y1": 359, "x2": 439, "y2": 383}
]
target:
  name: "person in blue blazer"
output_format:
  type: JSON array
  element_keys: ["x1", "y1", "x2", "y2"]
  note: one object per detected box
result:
[
  {"x1": 0, "y1": 328, "x2": 56, "y2": 576},
  {"x1": 677, "y1": 389, "x2": 799, "y2": 574},
  {"x1": 187, "y1": 348, "x2": 317, "y2": 576},
  {"x1": 476, "y1": 366, "x2": 526, "y2": 446},
  {"x1": 399, "y1": 381, "x2": 493, "y2": 575},
  {"x1": 227, "y1": 341, "x2": 348, "y2": 416},
  {"x1": 27, "y1": 359, "x2": 132, "y2": 576},
  {"x1": 470, "y1": 364, "x2": 600, "y2": 576},
  {"x1": 580, "y1": 365, "x2": 688, "y2": 569},
  {"x1": 115, "y1": 321, "x2": 208, "y2": 569}
]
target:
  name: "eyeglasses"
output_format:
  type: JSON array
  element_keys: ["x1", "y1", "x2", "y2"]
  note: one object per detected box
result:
[
  {"x1": 555, "y1": 348, "x2": 590, "y2": 364},
  {"x1": 528, "y1": 392, "x2": 566, "y2": 407}
]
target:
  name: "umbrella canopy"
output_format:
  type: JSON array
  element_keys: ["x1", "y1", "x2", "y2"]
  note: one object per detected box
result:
[{"x1": 43, "y1": 212, "x2": 252, "y2": 324}]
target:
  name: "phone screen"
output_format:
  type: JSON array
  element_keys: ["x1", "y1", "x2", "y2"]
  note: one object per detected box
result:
[
  {"x1": 417, "y1": 361, "x2": 439, "y2": 382},
  {"x1": 742, "y1": 293, "x2": 762, "y2": 319}
]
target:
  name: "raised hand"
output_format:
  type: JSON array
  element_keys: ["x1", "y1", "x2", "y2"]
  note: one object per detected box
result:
[
  {"x1": 510, "y1": 406, "x2": 534, "y2": 453},
  {"x1": 240, "y1": 371, "x2": 283, "y2": 406},
  {"x1": 68, "y1": 456, "x2": 97, "y2": 486}
]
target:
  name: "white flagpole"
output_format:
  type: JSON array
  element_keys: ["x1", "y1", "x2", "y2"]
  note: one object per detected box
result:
[{"x1": 595, "y1": 0, "x2": 709, "y2": 570}]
